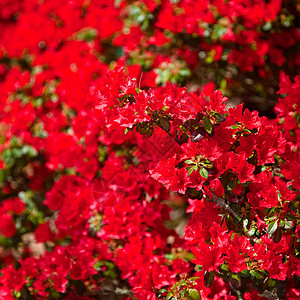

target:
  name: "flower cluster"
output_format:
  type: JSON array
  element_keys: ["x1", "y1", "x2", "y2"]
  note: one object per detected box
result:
[
  {"x1": 0, "y1": 0, "x2": 299, "y2": 299},
  {"x1": 111, "y1": 0, "x2": 299, "y2": 115},
  {"x1": 98, "y1": 67, "x2": 300, "y2": 299}
]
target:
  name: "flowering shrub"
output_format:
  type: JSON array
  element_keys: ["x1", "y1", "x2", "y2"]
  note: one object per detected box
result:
[
  {"x1": 0, "y1": 0, "x2": 299, "y2": 299},
  {"x1": 112, "y1": 0, "x2": 300, "y2": 115},
  {"x1": 97, "y1": 67, "x2": 300, "y2": 298}
]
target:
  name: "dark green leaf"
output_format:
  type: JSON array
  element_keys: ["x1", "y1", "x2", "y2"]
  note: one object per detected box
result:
[
  {"x1": 140, "y1": 127, "x2": 148, "y2": 135},
  {"x1": 229, "y1": 274, "x2": 241, "y2": 289},
  {"x1": 203, "y1": 116, "x2": 213, "y2": 134},
  {"x1": 272, "y1": 227, "x2": 282, "y2": 243},
  {"x1": 204, "y1": 271, "x2": 214, "y2": 288},
  {"x1": 207, "y1": 126, "x2": 215, "y2": 137},
  {"x1": 186, "y1": 188, "x2": 203, "y2": 200},
  {"x1": 240, "y1": 269, "x2": 250, "y2": 277},
  {"x1": 159, "y1": 118, "x2": 170, "y2": 132},
  {"x1": 227, "y1": 179, "x2": 236, "y2": 191},
  {"x1": 250, "y1": 270, "x2": 265, "y2": 280},
  {"x1": 147, "y1": 127, "x2": 154, "y2": 138},
  {"x1": 191, "y1": 128, "x2": 206, "y2": 142},
  {"x1": 213, "y1": 112, "x2": 226, "y2": 123}
]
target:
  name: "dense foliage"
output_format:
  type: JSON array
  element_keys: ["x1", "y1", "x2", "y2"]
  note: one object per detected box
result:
[{"x1": 0, "y1": 0, "x2": 299, "y2": 299}]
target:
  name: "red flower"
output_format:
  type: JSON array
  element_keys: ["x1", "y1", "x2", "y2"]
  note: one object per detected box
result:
[
  {"x1": 0, "y1": 213, "x2": 16, "y2": 237},
  {"x1": 0, "y1": 265, "x2": 25, "y2": 291},
  {"x1": 35, "y1": 221, "x2": 54, "y2": 243}
]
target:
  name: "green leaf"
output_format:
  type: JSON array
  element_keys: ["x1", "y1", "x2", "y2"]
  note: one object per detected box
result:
[
  {"x1": 159, "y1": 118, "x2": 170, "y2": 132},
  {"x1": 250, "y1": 270, "x2": 265, "y2": 280},
  {"x1": 140, "y1": 127, "x2": 148, "y2": 135},
  {"x1": 189, "y1": 277, "x2": 200, "y2": 281},
  {"x1": 272, "y1": 227, "x2": 282, "y2": 243},
  {"x1": 248, "y1": 228, "x2": 256, "y2": 236},
  {"x1": 179, "y1": 290, "x2": 186, "y2": 298},
  {"x1": 22, "y1": 145, "x2": 38, "y2": 157},
  {"x1": 204, "y1": 271, "x2": 214, "y2": 288},
  {"x1": 227, "y1": 179, "x2": 236, "y2": 191},
  {"x1": 124, "y1": 128, "x2": 129, "y2": 134},
  {"x1": 185, "y1": 252, "x2": 195, "y2": 261},
  {"x1": 75, "y1": 27, "x2": 98, "y2": 41},
  {"x1": 240, "y1": 269, "x2": 250, "y2": 277},
  {"x1": 213, "y1": 112, "x2": 226, "y2": 123},
  {"x1": 220, "y1": 79, "x2": 227, "y2": 91},
  {"x1": 159, "y1": 69, "x2": 171, "y2": 83},
  {"x1": 185, "y1": 159, "x2": 194, "y2": 165},
  {"x1": 229, "y1": 274, "x2": 241, "y2": 289},
  {"x1": 188, "y1": 289, "x2": 201, "y2": 300},
  {"x1": 187, "y1": 165, "x2": 198, "y2": 175},
  {"x1": 243, "y1": 219, "x2": 248, "y2": 228},
  {"x1": 220, "y1": 263, "x2": 229, "y2": 272},
  {"x1": 203, "y1": 116, "x2": 213, "y2": 134},
  {"x1": 147, "y1": 127, "x2": 154, "y2": 138},
  {"x1": 263, "y1": 22, "x2": 272, "y2": 31},
  {"x1": 178, "y1": 69, "x2": 191, "y2": 77},
  {"x1": 166, "y1": 292, "x2": 174, "y2": 300},
  {"x1": 283, "y1": 220, "x2": 293, "y2": 230},
  {"x1": 267, "y1": 220, "x2": 278, "y2": 237},
  {"x1": 195, "y1": 265, "x2": 203, "y2": 272},
  {"x1": 199, "y1": 168, "x2": 208, "y2": 178},
  {"x1": 186, "y1": 188, "x2": 203, "y2": 200},
  {"x1": 191, "y1": 128, "x2": 206, "y2": 143},
  {"x1": 267, "y1": 278, "x2": 277, "y2": 288}
]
